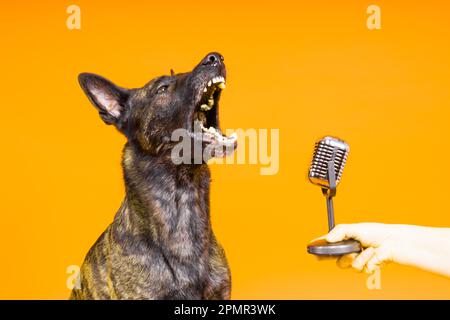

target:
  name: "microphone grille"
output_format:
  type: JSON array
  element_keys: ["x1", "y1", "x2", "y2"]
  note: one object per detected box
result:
[{"x1": 308, "y1": 136, "x2": 350, "y2": 188}]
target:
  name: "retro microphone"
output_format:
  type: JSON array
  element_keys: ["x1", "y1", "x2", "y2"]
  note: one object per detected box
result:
[{"x1": 307, "y1": 136, "x2": 361, "y2": 256}]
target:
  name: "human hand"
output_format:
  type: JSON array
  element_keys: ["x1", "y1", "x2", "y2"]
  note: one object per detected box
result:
[
  {"x1": 315, "y1": 223, "x2": 450, "y2": 278},
  {"x1": 321, "y1": 223, "x2": 406, "y2": 273}
]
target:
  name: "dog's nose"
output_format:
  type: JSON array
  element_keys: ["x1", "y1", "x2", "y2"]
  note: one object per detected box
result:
[{"x1": 202, "y1": 52, "x2": 224, "y2": 66}]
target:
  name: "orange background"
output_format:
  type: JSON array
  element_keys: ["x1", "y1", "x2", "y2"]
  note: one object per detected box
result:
[{"x1": 1, "y1": 0, "x2": 450, "y2": 299}]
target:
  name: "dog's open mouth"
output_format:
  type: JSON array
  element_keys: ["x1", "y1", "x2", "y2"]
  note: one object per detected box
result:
[{"x1": 192, "y1": 75, "x2": 237, "y2": 158}]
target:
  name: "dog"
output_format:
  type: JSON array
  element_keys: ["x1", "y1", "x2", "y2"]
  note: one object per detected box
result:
[{"x1": 70, "y1": 52, "x2": 237, "y2": 300}]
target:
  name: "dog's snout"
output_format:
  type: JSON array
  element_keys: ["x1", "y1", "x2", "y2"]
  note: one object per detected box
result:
[
  {"x1": 202, "y1": 52, "x2": 224, "y2": 66},
  {"x1": 192, "y1": 52, "x2": 227, "y2": 82}
]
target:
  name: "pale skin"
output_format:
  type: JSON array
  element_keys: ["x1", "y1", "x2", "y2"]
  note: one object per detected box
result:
[{"x1": 316, "y1": 223, "x2": 450, "y2": 278}]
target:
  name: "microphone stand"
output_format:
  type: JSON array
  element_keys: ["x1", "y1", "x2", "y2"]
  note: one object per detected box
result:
[
  {"x1": 307, "y1": 148, "x2": 361, "y2": 256},
  {"x1": 322, "y1": 153, "x2": 337, "y2": 232}
]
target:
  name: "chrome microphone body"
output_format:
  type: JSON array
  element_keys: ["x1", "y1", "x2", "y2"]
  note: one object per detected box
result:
[
  {"x1": 307, "y1": 136, "x2": 361, "y2": 256},
  {"x1": 309, "y1": 136, "x2": 349, "y2": 230},
  {"x1": 309, "y1": 137, "x2": 350, "y2": 190}
]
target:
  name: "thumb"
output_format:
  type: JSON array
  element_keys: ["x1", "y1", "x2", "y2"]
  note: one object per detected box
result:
[{"x1": 326, "y1": 224, "x2": 356, "y2": 243}]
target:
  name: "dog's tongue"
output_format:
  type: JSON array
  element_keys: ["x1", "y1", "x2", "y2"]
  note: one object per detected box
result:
[{"x1": 203, "y1": 132, "x2": 238, "y2": 159}]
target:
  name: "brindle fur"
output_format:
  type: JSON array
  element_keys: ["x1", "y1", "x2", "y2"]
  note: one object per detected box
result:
[{"x1": 70, "y1": 53, "x2": 231, "y2": 300}]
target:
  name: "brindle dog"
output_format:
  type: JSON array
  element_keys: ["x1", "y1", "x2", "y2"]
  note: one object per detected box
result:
[{"x1": 70, "y1": 52, "x2": 237, "y2": 300}]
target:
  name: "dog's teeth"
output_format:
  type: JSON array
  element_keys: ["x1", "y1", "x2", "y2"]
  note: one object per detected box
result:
[
  {"x1": 200, "y1": 104, "x2": 211, "y2": 111},
  {"x1": 218, "y1": 82, "x2": 226, "y2": 89},
  {"x1": 208, "y1": 98, "x2": 214, "y2": 107},
  {"x1": 207, "y1": 81, "x2": 212, "y2": 87},
  {"x1": 203, "y1": 87, "x2": 207, "y2": 92},
  {"x1": 202, "y1": 126, "x2": 215, "y2": 134}
]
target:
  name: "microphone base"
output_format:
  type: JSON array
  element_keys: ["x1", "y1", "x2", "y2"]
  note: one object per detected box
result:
[{"x1": 307, "y1": 239, "x2": 361, "y2": 256}]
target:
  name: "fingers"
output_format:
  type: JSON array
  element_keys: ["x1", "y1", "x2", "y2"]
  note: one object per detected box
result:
[
  {"x1": 352, "y1": 247, "x2": 375, "y2": 271},
  {"x1": 315, "y1": 224, "x2": 363, "y2": 244},
  {"x1": 365, "y1": 247, "x2": 391, "y2": 273},
  {"x1": 338, "y1": 247, "x2": 390, "y2": 273},
  {"x1": 317, "y1": 247, "x2": 389, "y2": 274},
  {"x1": 318, "y1": 223, "x2": 395, "y2": 274},
  {"x1": 337, "y1": 253, "x2": 358, "y2": 269}
]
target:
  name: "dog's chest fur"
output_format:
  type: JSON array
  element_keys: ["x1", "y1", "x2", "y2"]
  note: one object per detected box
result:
[{"x1": 71, "y1": 144, "x2": 230, "y2": 300}]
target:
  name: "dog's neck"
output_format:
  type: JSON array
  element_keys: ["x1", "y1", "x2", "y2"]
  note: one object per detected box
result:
[{"x1": 115, "y1": 142, "x2": 212, "y2": 259}]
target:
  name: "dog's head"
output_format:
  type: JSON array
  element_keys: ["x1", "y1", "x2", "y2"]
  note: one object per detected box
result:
[{"x1": 79, "y1": 52, "x2": 237, "y2": 160}]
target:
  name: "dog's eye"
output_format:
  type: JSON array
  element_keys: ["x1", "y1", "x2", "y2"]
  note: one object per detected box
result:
[{"x1": 156, "y1": 85, "x2": 169, "y2": 94}]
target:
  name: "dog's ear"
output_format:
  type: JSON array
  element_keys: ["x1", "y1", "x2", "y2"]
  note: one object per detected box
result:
[{"x1": 78, "y1": 73, "x2": 130, "y2": 128}]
